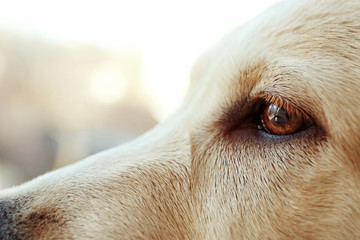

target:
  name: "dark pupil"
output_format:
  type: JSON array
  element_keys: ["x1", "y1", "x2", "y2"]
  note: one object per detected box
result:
[{"x1": 267, "y1": 104, "x2": 290, "y2": 125}]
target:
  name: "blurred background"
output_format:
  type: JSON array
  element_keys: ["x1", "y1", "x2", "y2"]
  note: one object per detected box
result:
[{"x1": 0, "y1": 0, "x2": 280, "y2": 189}]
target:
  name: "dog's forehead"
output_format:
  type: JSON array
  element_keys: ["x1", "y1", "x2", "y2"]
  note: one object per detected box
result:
[{"x1": 192, "y1": 0, "x2": 360, "y2": 85}]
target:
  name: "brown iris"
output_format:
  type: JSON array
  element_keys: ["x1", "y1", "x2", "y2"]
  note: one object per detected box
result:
[{"x1": 260, "y1": 103, "x2": 310, "y2": 135}]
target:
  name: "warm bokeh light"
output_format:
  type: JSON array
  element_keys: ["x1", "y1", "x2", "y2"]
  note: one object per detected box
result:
[
  {"x1": 0, "y1": 0, "x2": 281, "y2": 188},
  {"x1": 0, "y1": 0, "x2": 281, "y2": 121},
  {"x1": 90, "y1": 66, "x2": 128, "y2": 105}
]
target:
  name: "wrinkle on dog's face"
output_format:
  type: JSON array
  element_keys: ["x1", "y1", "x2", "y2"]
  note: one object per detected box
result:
[{"x1": 1, "y1": 0, "x2": 360, "y2": 239}]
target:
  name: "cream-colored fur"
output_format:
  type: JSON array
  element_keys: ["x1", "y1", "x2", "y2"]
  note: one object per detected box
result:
[{"x1": 1, "y1": 0, "x2": 360, "y2": 239}]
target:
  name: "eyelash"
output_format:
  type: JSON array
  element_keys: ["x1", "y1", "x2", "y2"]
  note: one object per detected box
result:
[
  {"x1": 256, "y1": 95, "x2": 313, "y2": 133},
  {"x1": 259, "y1": 95, "x2": 298, "y2": 113},
  {"x1": 257, "y1": 93, "x2": 311, "y2": 116}
]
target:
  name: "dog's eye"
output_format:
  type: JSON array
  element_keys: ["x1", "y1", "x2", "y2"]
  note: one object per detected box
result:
[{"x1": 259, "y1": 103, "x2": 312, "y2": 135}]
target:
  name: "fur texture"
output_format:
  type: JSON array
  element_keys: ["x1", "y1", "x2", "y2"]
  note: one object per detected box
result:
[{"x1": 1, "y1": 0, "x2": 360, "y2": 239}]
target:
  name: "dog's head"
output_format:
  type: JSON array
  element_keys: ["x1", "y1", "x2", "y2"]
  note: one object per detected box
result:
[{"x1": 1, "y1": 0, "x2": 360, "y2": 239}]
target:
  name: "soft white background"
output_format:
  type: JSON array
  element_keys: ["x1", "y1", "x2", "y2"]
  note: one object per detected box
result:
[
  {"x1": 0, "y1": 0, "x2": 281, "y2": 188},
  {"x1": 0, "y1": 0, "x2": 281, "y2": 120}
]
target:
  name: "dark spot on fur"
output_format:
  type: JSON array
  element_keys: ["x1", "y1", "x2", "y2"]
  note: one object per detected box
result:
[{"x1": 0, "y1": 197, "x2": 66, "y2": 240}]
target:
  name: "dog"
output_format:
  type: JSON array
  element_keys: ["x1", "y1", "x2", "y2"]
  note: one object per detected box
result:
[{"x1": 1, "y1": 0, "x2": 360, "y2": 239}]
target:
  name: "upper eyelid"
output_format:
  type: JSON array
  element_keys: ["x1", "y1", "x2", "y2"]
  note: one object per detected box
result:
[{"x1": 254, "y1": 93, "x2": 312, "y2": 119}]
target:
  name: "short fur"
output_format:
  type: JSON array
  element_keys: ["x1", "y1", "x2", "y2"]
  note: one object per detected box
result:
[{"x1": 1, "y1": 0, "x2": 360, "y2": 239}]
